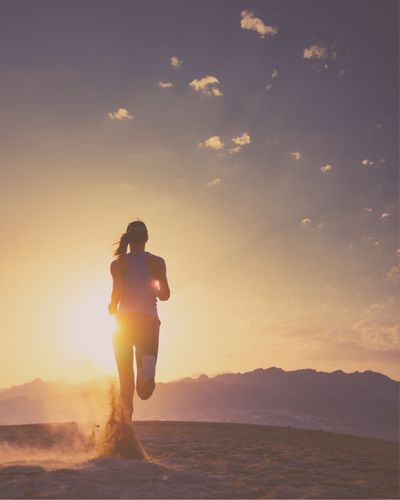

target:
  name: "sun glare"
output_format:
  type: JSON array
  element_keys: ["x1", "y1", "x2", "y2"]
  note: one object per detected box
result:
[{"x1": 63, "y1": 285, "x2": 117, "y2": 379}]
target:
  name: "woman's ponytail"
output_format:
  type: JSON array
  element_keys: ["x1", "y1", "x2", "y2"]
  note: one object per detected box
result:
[{"x1": 113, "y1": 232, "x2": 131, "y2": 258}]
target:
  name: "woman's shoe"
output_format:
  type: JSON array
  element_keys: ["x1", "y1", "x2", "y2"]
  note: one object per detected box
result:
[{"x1": 136, "y1": 355, "x2": 156, "y2": 400}]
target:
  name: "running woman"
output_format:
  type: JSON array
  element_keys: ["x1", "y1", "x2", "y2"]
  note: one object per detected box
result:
[{"x1": 108, "y1": 220, "x2": 170, "y2": 422}]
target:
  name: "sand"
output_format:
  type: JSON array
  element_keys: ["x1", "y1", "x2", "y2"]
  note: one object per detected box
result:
[{"x1": 0, "y1": 419, "x2": 398, "y2": 499}]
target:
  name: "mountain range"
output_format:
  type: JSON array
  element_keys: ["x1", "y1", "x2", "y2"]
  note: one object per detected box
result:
[{"x1": 0, "y1": 367, "x2": 398, "y2": 441}]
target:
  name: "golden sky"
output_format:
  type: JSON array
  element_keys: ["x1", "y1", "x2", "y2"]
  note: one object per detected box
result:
[{"x1": 0, "y1": 1, "x2": 398, "y2": 386}]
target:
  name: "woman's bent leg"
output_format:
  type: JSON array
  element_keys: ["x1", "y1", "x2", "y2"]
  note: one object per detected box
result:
[{"x1": 135, "y1": 315, "x2": 160, "y2": 400}]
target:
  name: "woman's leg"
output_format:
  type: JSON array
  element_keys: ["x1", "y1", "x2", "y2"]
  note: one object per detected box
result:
[
  {"x1": 112, "y1": 324, "x2": 135, "y2": 422},
  {"x1": 135, "y1": 315, "x2": 160, "y2": 400}
]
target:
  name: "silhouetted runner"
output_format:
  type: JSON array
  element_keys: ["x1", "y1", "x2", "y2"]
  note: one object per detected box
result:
[{"x1": 108, "y1": 220, "x2": 170, "y2": 422}]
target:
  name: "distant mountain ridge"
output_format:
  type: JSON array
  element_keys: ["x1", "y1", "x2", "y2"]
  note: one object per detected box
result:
[{"x1": 0, "y1": 368, "x2": 398, "y2": 441}]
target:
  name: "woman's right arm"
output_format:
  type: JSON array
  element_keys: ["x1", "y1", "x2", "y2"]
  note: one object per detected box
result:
[{"x1": 108, "y1": 259, "x2": 122, "y2": 315}]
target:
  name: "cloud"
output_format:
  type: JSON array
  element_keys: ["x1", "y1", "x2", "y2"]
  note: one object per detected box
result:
[
  {"x1": 199, "y1": 132, "x2": 250, "y2": 154},
  {"x1": 206, "y1": 178, "x2": 221, "y2": 187},
  {"x1": 170, "y1": 56, "x2": 183, "y2": 69},
  {"x1": 380, "y1": 212, "x2": 392, "y2": 221},
  {"x1": 387, "y1": 264, "x2": 400, "y2": 285},
  {"x1": 303, "y1": 43, "x2": 328, "y2": 60},
  {"x1": 297, "y1": 297, "x2": 400, "y2": 367},
  {"x1": 290, "y1": 152, "x2": 302, "y2": 160},
  {"x1": 158, "y1": 81, "x2": 173, "y2": 89},
  {"x1": 361, "y1": 159, "x2": 374, "y2": 166},
  {"x1": 271, "y1": 69, "x2": 278, "y2": 78},
  {"x1": 240, "y1": 10, "x2": 278, "y2": 38},
  {"x1": 265, "y1": 83, "x2": 273, "y2": 91},
  {"x1": 301, "y1": 218, "x2": 324, "y2": 229},
  {"x1": 303, "y1": 43, "x2": 339, "y2": 72},
  {"x1": 232, "y1": 132, "x2": 251, "y2": 146},
  {"x1": 364, "y1": 207, "x2": 373, "y2": 213},
  {"x1": 189, "y1": 75, "x2": 223, "y2": 97},
  {"x1": 108, "y1": 108, "x2": 134, "y2": 121},
  {"x1": 320, "y1": 164, "x2": 332, "y2": 173},
  {"x1": 198, "y1": 135, "x2": 225, "y2": 150},
  {"x1": 351, "y1": 300, "x2": 400, "y2": 352},
  {"x1": 228, "y1": 133, "x2": 251, "y2": 154}
]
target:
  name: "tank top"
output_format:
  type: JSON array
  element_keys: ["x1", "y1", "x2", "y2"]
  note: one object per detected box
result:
[{"x1": 117, "y1": 251, "x2": 159, "y2": 319}]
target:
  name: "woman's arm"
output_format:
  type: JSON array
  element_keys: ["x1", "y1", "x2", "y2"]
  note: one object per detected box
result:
[
  {"x1": 147, "y1": 255, "x2": 170, "y2": 301},
  {"x1": 155, "y1": 258, "x2": 170, "y2": 301},
  {"x1": 108, "y1": 259, "x2": 122, "y2": 315}
]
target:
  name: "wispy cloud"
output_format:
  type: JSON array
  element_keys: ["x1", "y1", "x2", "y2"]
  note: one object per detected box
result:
[
  {"x1": 108, "y1": 107, "x2": 134, "y2": 121},
  {"x1": 170, "y1": 56, "x2": 183, "y2": 69},
  {"x1": 206, "y1": 178, "x2": 221, "y2": 187},
  {"x1": 198, "y1": 135, "x2": 225, "y2": 150},
  {"x1": 189, "y1": 75, "x2": 223, "y2": 97},
  {"x1": 228, "y1": 146, "x2": 242, "y2": 154},
  {"x1": 362, "y1": 235, "x2": 385, "y2": 251},
  {"x1": 301, "y1": 218, "x2": 324, "y2": 229},
  {"x1": 303, "y1": 43, "x2": 338, "y2": 71},
  {"x1": 387, "y1": 264, "x2": 400, "y2": 285},
  {"x1": 351, "y1": 301, "x2": 400, "y2": 352},
  {"x1": 240, "y1": 10, "x2": 278, "y2": 38},
  {"x1": 158, "y1": 81, "x2": 173, "y2": 89},
  {"x1": 265, "y1": 69, "x2": 278, "y2": 91},
  {"x1": 290, "y1": 152, "x2": 302, "y2": 160},
  {"x1": 320, "y1": 164, "x2": 332, "y2": 173},
  {"x1": 361, "y1": 159, "x2": 375, "y2": 166},
  {"x1": 303, "y1": 43, "x2": 328, "y2": 60}
]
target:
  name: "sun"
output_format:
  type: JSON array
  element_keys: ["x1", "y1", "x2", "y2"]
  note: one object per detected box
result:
[{"x1": 63, "y1": 284, "x2": 117, "y2": 378}]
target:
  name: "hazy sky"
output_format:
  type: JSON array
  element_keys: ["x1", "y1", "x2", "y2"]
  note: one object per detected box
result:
[{"x1": 0, "y1": 0, "x2": 398, "y2": 386}]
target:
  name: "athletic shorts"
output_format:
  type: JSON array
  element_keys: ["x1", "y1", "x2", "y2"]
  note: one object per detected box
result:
[{"x1": 114, "y1": 311, "x2": 160, "y2": 368}]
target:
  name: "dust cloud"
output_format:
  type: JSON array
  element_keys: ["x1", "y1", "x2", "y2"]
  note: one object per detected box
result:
[
  {"x1": 97, "y1": 383, "x2": 146, "y2": 460},
  {"x1": 0, "y1": 381, "x2": 146, "y2": 468}
]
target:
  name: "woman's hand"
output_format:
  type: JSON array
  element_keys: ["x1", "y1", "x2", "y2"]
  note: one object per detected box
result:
[{"x1": 108, "y1": 302, "x2": 118, "y2": 315}]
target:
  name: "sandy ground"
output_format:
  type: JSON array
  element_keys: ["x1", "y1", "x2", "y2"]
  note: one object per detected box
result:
[{"x1": 0, "y1": 420, "x2": 398, "y2": 499}]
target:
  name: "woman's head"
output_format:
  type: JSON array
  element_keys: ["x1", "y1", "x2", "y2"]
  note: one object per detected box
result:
[{"x1": 114, "y1": 219, "x2": 149, "y2": 257}]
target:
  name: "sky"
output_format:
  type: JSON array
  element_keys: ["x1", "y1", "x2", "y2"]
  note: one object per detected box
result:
[{"x1": 0, "y1": 0, "x2": 398, "y2": 387}]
